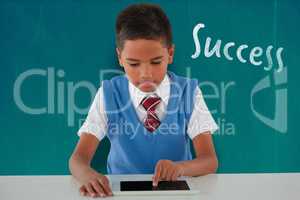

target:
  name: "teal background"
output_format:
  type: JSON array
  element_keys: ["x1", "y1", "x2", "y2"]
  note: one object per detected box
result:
[{"x1": 0, "y1": 0, "x2": 299, "y2": 175}]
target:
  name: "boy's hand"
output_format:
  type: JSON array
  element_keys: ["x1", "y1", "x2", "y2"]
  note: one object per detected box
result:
[
  {"x1": 79, "y1": 168, "x2": 113, "y2": 198},
  {"x1": 152, "y1": 160, "x2": 184, "y2": 186}
]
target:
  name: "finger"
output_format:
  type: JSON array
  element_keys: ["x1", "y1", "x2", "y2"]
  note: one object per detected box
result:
[
  {"x1": 91, "y1": 180, "x2": 106, "y2": 197},
  {"x1": 98, "y1": 178, "x2": 113, "y2": 196},
  {"x1": 79, "y1": 185, "x2": 87, "y2": 196},
  {"x1": 98, "y1": 178, "x2": 109, "y2": 195},
  {"x1": 101, "y1": 176, "x2": 110, "y2": 185},
  {"x1": 171, "y1": 169, "x2": 179, "y2": 181},
  {"x1": 153, "y1": 163, "x2": 162, "y2": 186},
  {"x1": 85, "y1": 182, "x2": 97, "y2": 198},
  {"x1": 165, "y1": 167, "x2": 174, "y2": 181},
  {"x1": 160, "y1": 165, "x2": 167, "y2": 180},
  {"x1": 166, "y1": 167, "x2": 175, "y2": 181}
]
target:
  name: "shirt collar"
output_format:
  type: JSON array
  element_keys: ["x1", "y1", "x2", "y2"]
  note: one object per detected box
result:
[{"x1": 128, "y1": 74, "x2": 170, "y2": 108}]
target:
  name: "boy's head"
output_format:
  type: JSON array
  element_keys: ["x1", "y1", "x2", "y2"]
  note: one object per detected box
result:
[{"x1": 115, "y1": 3, "x2": 174, "y2": 92}]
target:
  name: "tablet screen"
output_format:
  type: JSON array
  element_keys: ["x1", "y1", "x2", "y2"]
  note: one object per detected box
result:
[{"x1": 120, "y1": 180, "x2": 190, "y2": 191}]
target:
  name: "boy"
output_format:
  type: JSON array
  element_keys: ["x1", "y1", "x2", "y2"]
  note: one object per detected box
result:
[{"x1": 69, "y1": 3, "x2": 218, "y2": 198}]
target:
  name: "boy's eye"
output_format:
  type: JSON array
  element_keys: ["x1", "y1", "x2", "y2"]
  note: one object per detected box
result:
[
  {"x1": 129, "y1": 63, "x2": 139, "y2": 67},
  {"x1": 151, "y1": 61, "x2": 162, "y2": 65}
]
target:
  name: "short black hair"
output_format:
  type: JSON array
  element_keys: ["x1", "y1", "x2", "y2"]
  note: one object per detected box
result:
[{"x1": 115, "y1": 3, "x2": 173, "y2": 50}]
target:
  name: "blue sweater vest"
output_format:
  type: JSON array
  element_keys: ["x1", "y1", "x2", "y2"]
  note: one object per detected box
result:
[{"x1": 102, "y1": 71, "x2": 198, "y2": 174}]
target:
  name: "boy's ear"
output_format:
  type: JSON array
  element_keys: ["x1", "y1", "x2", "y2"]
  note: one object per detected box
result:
[
  {"x1": 116, "y1": 48, "x2": 123, "y2": 67},
  {"x1": 168, "y1": 44, "x2": 175, "y2": 64}
]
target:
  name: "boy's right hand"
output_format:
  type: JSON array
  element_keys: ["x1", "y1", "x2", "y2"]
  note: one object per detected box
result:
[{"x1": 78, "y1": 168, "x2": 113, "y2": 198}]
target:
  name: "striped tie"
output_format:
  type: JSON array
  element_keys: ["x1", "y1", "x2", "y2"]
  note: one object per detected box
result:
[{"x1": 141, "y1": 95, "x2": 162, "y2": 132}]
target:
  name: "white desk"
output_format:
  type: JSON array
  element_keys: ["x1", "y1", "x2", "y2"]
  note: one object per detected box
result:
[{"x1": 1, "y1": 173, "x2": 299, "y2": 200}]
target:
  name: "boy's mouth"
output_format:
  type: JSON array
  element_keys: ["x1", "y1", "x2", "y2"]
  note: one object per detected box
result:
[{"x1": 138, "y1": 80, "x2": 157, "y2": 92}]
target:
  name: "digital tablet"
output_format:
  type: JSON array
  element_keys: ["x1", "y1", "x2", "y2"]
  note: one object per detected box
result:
[
  {"x1": 120, "y1": 180, "x2": 190, "y2": 191},
  {"x1": 108, "y1": 176, "x2": 200, "y2": 196}
]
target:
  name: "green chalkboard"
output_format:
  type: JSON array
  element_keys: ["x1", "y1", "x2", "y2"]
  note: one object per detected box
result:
[{"x1": 0, "y1": 0, "x2": 299, "y2": 175}]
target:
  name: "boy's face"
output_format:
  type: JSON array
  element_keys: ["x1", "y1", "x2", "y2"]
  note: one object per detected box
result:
[{"x1": 116, "y1": 39, "x2": 174, "y2": 93}]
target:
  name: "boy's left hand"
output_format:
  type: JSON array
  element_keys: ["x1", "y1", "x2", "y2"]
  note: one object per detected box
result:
[{"x1": 152, "y1": 160, "x2": 184, "y2": 186}]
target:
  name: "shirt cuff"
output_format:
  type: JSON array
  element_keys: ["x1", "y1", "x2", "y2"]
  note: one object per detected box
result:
[
  {"x1": 77, "y1": 121, "x2": 105, "y2": 141},
  {"x1": 187, "y1": 119, "x2": 219, "y2": 139}
]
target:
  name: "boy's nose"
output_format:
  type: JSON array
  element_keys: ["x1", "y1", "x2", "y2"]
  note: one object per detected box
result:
[{"x1": 140, "y1": 65, "x2": 153, "y2": 78}]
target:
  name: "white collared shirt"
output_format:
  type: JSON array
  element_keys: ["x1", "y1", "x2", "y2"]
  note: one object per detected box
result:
[{"x1": 78, "y1": 74, "x2": 218, "y2": 141}]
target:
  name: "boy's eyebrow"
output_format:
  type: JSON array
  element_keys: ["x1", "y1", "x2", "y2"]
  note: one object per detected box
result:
[{"x1": 126, "y1": 56, "x2": 163, "y2": 62}]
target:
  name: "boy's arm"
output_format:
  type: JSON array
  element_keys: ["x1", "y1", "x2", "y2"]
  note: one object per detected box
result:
[
  {"x1": 177, "y1": 132, "x2": 218, "y2": 176},
  {"x1": 69, "y1": 133, "x2": 99, "y2": 180},
  {"x1": 152, "y1": 132, "x2": 218, "y2": 186},
  {"x1": 69, "y1": 133, "x2": 112, "y2": 197}
]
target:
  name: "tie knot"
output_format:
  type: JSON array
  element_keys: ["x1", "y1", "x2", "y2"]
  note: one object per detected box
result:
[{"x1": 141, "y1": 95, "x2": 161, "y2": 112}]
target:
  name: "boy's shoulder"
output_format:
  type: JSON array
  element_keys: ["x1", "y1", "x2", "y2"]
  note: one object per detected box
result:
[
  {"x1": 102, "y1": 74, "x2": 126, "y2": 85},
  {"x1": 167, "y1": 71, "x2": 198, "y2": 86}
]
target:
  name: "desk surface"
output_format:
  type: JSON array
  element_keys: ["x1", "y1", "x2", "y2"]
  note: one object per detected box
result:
[{"x1": 1, "y1": 173, "x2": 299, "y2": 200}]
